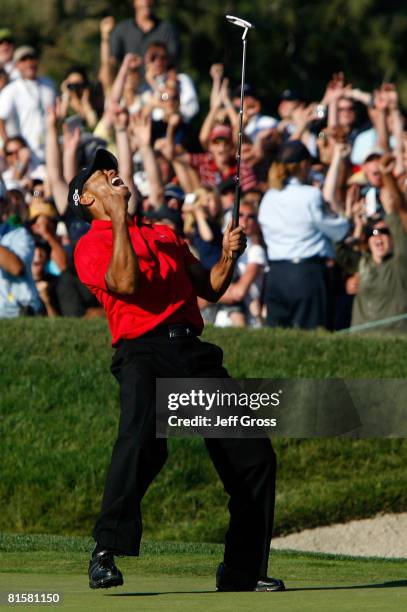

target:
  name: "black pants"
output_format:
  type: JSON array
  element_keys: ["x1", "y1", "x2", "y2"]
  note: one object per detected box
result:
[
  {"x1": 93, "y1": 333, "x2": 276, "y2": 579},
  {"x1": 265, "y1": 259, "x2": 328, "y2": 329}
]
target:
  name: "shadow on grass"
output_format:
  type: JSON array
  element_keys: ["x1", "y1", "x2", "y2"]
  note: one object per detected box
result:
[
  {"x1": 286, "y1": 580, "x2": 407, "y2": 592},
  {"x1": 106, "y1": 579, "x2": 407, "y2": 596}
]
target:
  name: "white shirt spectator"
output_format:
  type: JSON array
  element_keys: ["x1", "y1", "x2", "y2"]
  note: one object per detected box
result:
[
  {"x1": 259, "y1": 177, "x2": 349, "y2": 261},
  {"x1": 0, "y1": 77, "x2": 55, "y2": 160},
  {"x1": 237, "y1": 240, "x2": 267, "y2": 305},
  {"x1": 0, "y1": 226, "x2": 41, "y2": 317},
  {"x1": 141, "y1": 73, "x2": 199, "y2": 122},
  {"x1": 177, "y1": 73, "x2": 199, "y2": 122}
]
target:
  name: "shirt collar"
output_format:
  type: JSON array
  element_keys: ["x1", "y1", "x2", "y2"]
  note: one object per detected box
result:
[
  {"x1": 91, "y1": 217, "x2": 143, "y2": 230},
  {"x1": 286, "y1": 177, "x2": 301, "y2": 186},
  {"x1": 91, "y1": 219, "x2": 112, "y2": 230}
]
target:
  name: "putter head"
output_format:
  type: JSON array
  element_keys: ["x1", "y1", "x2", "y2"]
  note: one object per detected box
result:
[{"x1": 226, "y1": 15, "x2": 255, "y2": 30}]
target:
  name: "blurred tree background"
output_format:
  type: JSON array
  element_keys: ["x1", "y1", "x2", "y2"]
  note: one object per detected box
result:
[{"x1": 2, "y1": 0, "x2": 407, "y2": 113}]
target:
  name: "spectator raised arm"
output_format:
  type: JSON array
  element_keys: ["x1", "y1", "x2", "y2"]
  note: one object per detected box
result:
[
  {"x1": 114, "y1": 108, "x2": 139, "y2": 215},
  {"x1": 200, "y1": 66, "x2": 238, "y2": 150},
  {"x1": 323, "y1": 140, "x2": 351, "y2": 213},
  {"x1": 98, "y1": 16, "x2": 116, "y2": 96},
  {"x1": 45, "y1": 104, "x2": 68, "y2": 216}
]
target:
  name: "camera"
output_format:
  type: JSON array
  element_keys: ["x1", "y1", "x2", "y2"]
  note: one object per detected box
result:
[{"x1": 67, "y1": 83, "x2": 85, "y2": 92}]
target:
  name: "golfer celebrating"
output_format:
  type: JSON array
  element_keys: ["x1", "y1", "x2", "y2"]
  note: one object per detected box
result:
[{"x1": 70, "y1": 148, "x2": 285, "y2": 593}]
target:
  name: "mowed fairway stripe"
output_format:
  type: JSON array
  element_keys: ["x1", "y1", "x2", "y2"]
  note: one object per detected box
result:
[{"x1": 0, "y1": 573, "x2": 406, "y2": 611}]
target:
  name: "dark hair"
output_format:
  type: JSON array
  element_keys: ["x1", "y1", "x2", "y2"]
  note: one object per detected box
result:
[
  {"x1": 34, "y1": 238, "x2": 51, "y2": 257},
  {"x1": 63, "y1": 65, "x2": 90, "y2": 86},
  {"x1": 4, "y1": 135, "x2": 28, "y2": 148},
  {"x1": 146, "y1": 41, "x2": 168, "y2": 54}
]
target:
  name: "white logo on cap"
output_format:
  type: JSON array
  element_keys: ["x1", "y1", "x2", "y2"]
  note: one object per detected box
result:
[{"x1": 73, "y1": 188, "x2": 80, "y2": 206}]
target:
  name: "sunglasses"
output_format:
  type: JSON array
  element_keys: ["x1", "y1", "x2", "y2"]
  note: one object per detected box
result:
[
  {"x1": 5, "y1": 149, "x2": 20, "y2": 156},
  {"x1": 212, "y1": 138, "x2": 229, "y2": 145},
  {"x1": 338, "y1": 106, "x2": 355, "y2": 112},
  {"x1": 239, "y1": 213, "x2": 256, "y2": 220},
  {"x1": 0, "y1": 38, "x2": 13, "y2": 45},
  {"x1": 150, "y1": 53, "x2": 167, "y2": 62}
]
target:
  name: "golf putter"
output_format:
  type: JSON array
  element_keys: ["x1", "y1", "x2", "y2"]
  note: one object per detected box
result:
[{"x1": 225, "y1": 15, "x2": 255, "y2": 230}]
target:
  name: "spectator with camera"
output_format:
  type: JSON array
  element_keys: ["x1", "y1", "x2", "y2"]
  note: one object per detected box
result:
[
  {"x1": 59, "y1": 66, "x2": 98, "y2": 131},
  {"x1": 141, "y1": 41, "x2": 198, "y2": 123}
]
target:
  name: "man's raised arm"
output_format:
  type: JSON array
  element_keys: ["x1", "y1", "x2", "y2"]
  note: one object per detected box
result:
[{"x1": 104, "y1": 202, "x2": 139, "y2": 296}]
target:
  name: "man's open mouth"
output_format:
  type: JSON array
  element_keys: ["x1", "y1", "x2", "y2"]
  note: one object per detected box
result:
[{"x1": 111, "y1": 176, "x2": 125, "y2": 187}]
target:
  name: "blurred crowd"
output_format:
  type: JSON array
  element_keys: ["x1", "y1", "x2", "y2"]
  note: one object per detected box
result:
[{"x1": 1, "y1": 1, "x2": 407, "y2": 332}]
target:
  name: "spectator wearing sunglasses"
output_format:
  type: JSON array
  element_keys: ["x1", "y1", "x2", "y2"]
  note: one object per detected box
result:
[
  {"x1": 337, "y1": 154, "x2": 407, "y2": 332},
  {"x1": 2, "y1": 136, "x2": 42, "y2": 185},
  {"x1": 141, "y1": 42, "x2": 198, "y2": 122}
]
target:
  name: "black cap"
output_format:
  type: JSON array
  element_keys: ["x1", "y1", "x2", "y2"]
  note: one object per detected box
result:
[
  {"x1": 164, "y1": 184, "x2": 185, "y2": 203},
  {"x1": 232, "y1": 83, "x2": 258, "y2": 100},
  {"x1": 218, "y1": 176, "x2": 236, "y2": 195},
  {"x1": 144, "y1": 205, "x2": 183, "y2": 234},
  {"x1": 277, "y1": 140, "x2": 311, "y2": 164},
  {"x1": 279, "y1": 88, "x2": 302, "y2": 102},
  {"x1": 67, "y1": 148, "x2": 118, "y2": 221}
]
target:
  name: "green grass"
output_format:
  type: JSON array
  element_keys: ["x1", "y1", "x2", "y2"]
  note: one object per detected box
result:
[
  {"x1": 0, "y1": 534, "x2": 406, "y2": 612},
  {"x1": 1, "y1": 319, "x2": 407, "y2": 541}
]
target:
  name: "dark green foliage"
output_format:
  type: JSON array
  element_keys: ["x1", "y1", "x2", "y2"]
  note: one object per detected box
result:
[
  {"x1": 1, "y1": 319, "x2": 406, "y2": 541},
  {"x1": 2, "y1": 1, "x2": 407, "y2": 106}
]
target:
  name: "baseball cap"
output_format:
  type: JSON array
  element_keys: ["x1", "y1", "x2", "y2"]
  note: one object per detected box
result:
[
  {"x1": 209, "y1": 125, "x2": 232, "y2": 142},
  {"x1": 363, "y1": 147, "x2": 384, "y2": 163},
  {"x1": 29, "y1": 201, "x2": 57, "y2": 222},
  {"x1": 279, "y1": 88, "x2": 302, "y2": 102},
  {"x1": 68, "y1": 148, "x2": 118, "y2": 221},
  {"x1": 13, "y1": 46, "x2": 38, "y2": 62},
  {"x1": 277, "y1": 140, "x2": 311, "y2": 164},
  {"x1": 232, "y1": 83, "x2": 258, "y2": 99},
  {"x1": 0, "y1": 28, "x2": 13, "y2": 43},
  {"x1": 4, "y1": 179, "x2": 25, "y2": 194},
  {"x1": 144, "y1": 205, "x2": 183, "y2": 233},
  {"x1": 164, "y1": 184, "x2": 185, "y2": 203}
]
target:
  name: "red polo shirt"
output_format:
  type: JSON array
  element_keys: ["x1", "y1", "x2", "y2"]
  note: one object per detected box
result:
[{"x1": 74, "y1": 219, "x2": 204, "y2": 345}]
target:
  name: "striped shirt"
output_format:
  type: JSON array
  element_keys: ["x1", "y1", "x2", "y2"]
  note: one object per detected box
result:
[{"x1": 189, "y1": 152, "x2": 257, "y2": 191}]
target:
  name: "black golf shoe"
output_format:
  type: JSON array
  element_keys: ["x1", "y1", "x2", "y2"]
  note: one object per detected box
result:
[
  {"x1": 88, "y1": 550, "x2": 124, "y2": 589},
  {"x1": 255, "y1": 576, "x2": 286, "y2": 592},
  {"x1": 216, "y1": 562, "x2": 285, "y2": 592}
]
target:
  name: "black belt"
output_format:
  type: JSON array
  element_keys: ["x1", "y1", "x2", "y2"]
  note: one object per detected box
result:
[
  {"x1": 268, "y1": 256, "x2": 326, "y2": 265},
  {"x1": 115, "y1": 323, "x2": 197, "y2": 347}
]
